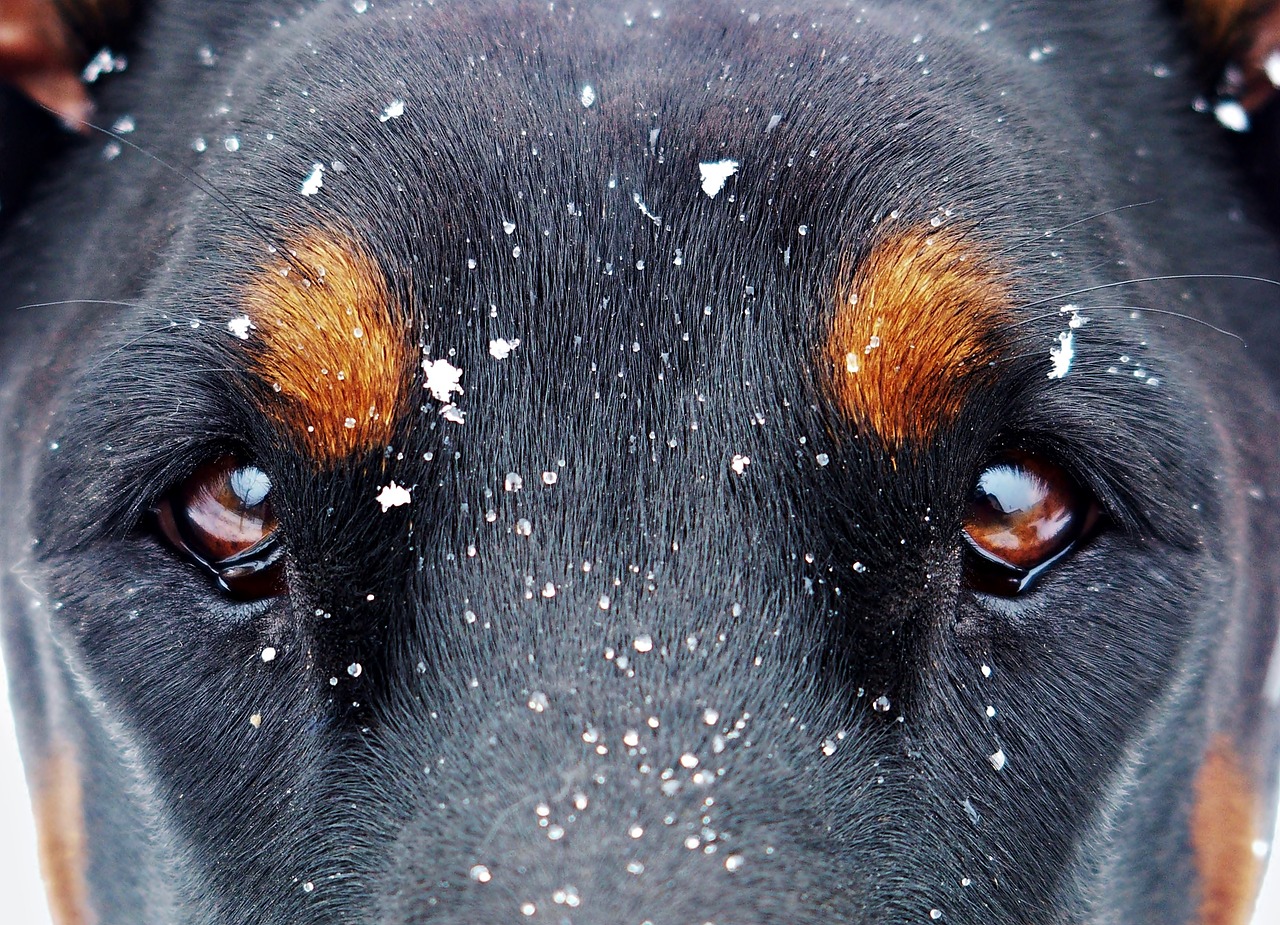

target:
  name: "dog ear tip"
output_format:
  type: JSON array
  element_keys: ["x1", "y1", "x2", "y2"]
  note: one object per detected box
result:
[
  {"x1": 0, "y1": 0, "x2": 107, "y2": 131},
  {"x1": 24, "y1": 72, "x2": 93, "y2": 132}
]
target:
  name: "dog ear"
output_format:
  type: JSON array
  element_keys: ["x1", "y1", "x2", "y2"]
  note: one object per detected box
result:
[
  {"x1": 1178, "y1": 1, "x2": 1280, "y2": 112},
  {"x1": 0, "y1": 0, "x2": 135, "y2": 127}
]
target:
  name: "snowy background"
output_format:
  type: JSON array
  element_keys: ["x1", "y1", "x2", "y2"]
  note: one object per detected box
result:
[{"x1": 1, "y1": 652, "x2": 1277, "y2": 921}]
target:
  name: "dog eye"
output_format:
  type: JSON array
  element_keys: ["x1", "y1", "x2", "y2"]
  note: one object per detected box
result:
[
  {"x1": 962, "y1": 452, "x2": 1099, "y2": 595},
  {"x1": 153, "y1": 456, "x2": 285, "y2": 599}
]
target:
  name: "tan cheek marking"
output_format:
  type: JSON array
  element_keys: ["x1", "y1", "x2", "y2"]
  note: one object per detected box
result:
[
  {"x1": 824, "y1": 227, "x2": 1008, "y2": 447},
  {"x1": 1192, "y1": 734, "x2": 1262, "y2": 925},
  {"x1": 34, "y1": 747, "x2": 93, "y2": 925},
  {"x1": 242, "y1": 231, "x2": 413, "y2": 462}
]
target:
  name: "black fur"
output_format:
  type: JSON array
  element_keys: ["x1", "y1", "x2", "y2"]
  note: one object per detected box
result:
[{"x1": 2, "y1": 2, "x2": 1280, "y2": 923}]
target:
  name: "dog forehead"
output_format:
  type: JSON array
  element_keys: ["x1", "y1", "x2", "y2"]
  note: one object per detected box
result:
[
  {"x1": 205, "y1": 1, "x2": 1047, "y2": 463},
  {"x1": 228, "y1": 223, "x2": 1010, "y2": 464}
]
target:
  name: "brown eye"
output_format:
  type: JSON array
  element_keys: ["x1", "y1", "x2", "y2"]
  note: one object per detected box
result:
[
  {"x1": 154, "y1": 456, "x2": 284, "y2": 599},
  {"x1": 963, "y1": 452, "x2": 1099, "y2": 594}
]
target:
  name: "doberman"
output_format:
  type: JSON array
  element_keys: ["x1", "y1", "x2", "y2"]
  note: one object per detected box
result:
[{"x1": 2, "y1": 1, "x2": 1280, "y2": 923}]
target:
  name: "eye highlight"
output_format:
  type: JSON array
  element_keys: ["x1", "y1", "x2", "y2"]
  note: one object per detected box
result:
[
  {"x1": 963, "y1": 451, "x2": 1100, "y2": 595},
  {"x1": 153, "y1": 456, "x2": 285, "y2": 600}
]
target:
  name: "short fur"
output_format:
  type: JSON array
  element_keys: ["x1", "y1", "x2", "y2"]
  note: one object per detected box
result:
[{"x1": 2, "y1": 2, "x2": 1280, "y2": 924}]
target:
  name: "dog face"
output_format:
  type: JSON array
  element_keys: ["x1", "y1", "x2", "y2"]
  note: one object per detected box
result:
[{"x1": 2, "y1": 2, "x2": 1280, "y2": 923}]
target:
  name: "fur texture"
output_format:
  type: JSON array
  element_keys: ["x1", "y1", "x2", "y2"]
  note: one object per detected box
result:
[{"x1": 1, "y1": 2, "x2": 1280, "y2": 924}]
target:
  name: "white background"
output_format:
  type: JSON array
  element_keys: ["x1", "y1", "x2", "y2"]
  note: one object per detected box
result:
[{"x1": 1, "y1": 653, "x2": 1278, "y2": 923}]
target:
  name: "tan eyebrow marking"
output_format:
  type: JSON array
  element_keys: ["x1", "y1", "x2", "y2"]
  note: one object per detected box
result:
[
  {"x1": 823, "y1": 226, "x2": 1009, "y2": 447},
  {"x1": 239, "y1": 230, "x2": 414, "y2": 462}
]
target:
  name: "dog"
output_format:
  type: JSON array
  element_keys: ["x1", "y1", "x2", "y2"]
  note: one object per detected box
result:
[{"x1": 3, "y1": 1, "x2": 1280, "y2": 922}]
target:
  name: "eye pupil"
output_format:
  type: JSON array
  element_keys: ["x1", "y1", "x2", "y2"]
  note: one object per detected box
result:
[{"x1": 154, "y1": 456, "x2": 284, "y2": 599}]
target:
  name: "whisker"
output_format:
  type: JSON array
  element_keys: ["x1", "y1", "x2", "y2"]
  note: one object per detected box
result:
[
  {"x1": 14, "y1": 298, "x2": 142, "y2": 312},
  {"x1": 1009, "y1": 303, "x2": 1244, "y2": 341},
  {"x1": 40, "y1": 105, "x2": 314, "y2": 282},
  {"x1": 1015, "y1": 274, "x2": 1280, "y2": 313},
  {"x1": 994, "y1": 200, "x2": 1161, "y2": 258}
]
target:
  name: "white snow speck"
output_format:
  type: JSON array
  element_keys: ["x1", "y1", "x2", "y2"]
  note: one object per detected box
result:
[
  {"x1": 988, "y1": 749, "x2": 1007, "y2": 771},
  {"x1": 1047, "y1": 330, "x2": 1075, "y2": 379},
  {"x1": 580, "y1": 84, "x2": 597, "y2": 108},
  {"x1": 440, "y1": 404, "x2": 465, "y2": 424},
  {"x1": 633, "y1": 192, "x2": 661, "y2": 225},
  {"x1": 260, "y1": 647, "x2": 277, "y2": 662},
  {"x1": 300, "y1": 162, "x2": 325, "y2": 196},
  {"x1": 422, "y1": 357, "x2": 464, "y2": 402},
  {"x1": 504, "y1": 472, "x2": 524, "y2": 492},
  {"x1": 730, "y1": 454, "x2": 750, "y2": 475},
  {"x1": 1267, "y1": 52, "x2": 1280, "y2": 88},
  {"x1": 699, "y1": 158, "x2": 740, "y2": 198},
  {"x1": 347, "y1": 662, "x2": 363, "y2": 678},
  {"x1": 633, "y1": 634, "x2": 653, "y2": 653},
  {"x1": 82, "y1": 48, "x2": 127, "y2": 83},
  {"x1": 502, "y1": 219, "x2": 517, "y2": 235},
  {"x1": 1214, "y1": 99, "x2": 1250, "y2": 132},
  {"x1": 379, "y1": 99, "x2": 406, "y2": 122},
  {"x1": 375, "y1": 481, "x2": 412, "y2": 512},
  {"x1": 227, "y1": 315, "x2": 255, "y2": 340},
  {"x1": 469, "y1": 864, "x2": 492, "y2": 883},
  {"x1": 1060, "y1": 304, "x2": 1089, "y2": 329},
  {"x1": 489, "y1": 338, "x2": 521, "y2": 359}
]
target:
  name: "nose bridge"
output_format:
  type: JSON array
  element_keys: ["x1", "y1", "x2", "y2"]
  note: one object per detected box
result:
[
  {"x1": 376, "y1": 648, "x2": 866, "y2": 925},
  {"x1": 366, "y1": 437, "x2": 862, "y2": 922}
]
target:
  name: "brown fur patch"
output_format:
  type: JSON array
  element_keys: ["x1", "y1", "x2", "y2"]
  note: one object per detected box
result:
[
  {"x1": 1183, "y1": 1, "x2": 1280, "y2": 112},
  {"x1": 823, "y1": 227, "x2": 1008, "y2": 447},
  {"x1": 1191, "y1": 734, "x2": 1263, "y2": 925},
  {"x1": 241, "y1": 231, "x2": 413, "y2": 462},
  {"x1": 34, "y1": 747, "x2": 93, "y2": 925},
  {"x1": 1185, "y1": 0, "x2": 1260, "y2": 54},
  {"x1": 0, "y1": 0, "x2": 91, "y2": 124}
]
